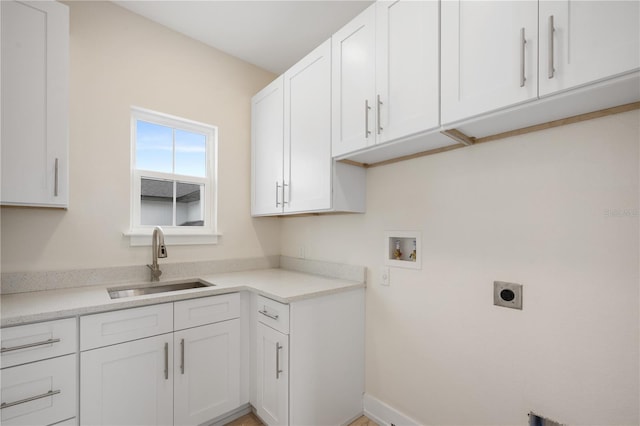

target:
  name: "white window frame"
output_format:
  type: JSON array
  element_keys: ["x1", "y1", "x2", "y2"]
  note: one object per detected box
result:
[{"x1": 125, "y1": 106, "x2": 220, "y2": 246}]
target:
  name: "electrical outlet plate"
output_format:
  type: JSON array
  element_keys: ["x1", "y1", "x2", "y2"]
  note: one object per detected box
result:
[
  {"x1": 494, "y1": 281, "x2": 523, "y2": 310},
  {"x1": 380, "y1": 266, "x2": 390, "y2": 286}
]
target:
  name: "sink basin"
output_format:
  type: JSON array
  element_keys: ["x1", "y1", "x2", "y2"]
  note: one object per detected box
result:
[{"x1": 107, "y1": 280, "x2": 212, "y2": 299}]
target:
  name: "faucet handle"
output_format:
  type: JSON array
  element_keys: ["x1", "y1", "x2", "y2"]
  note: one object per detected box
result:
[{"x1": 146, "y1": 264, "x2": 162, "y2": 281}]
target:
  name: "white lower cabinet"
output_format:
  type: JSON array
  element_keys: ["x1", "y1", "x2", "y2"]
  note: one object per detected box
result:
[
  {"x1": 80, "y1": 334, "x2": 174, "y2": 426},
  {"x1": 0, "y1": 318, "x2": 78, "y2": 426},
  {"x1": 253, "y1": 290, "x2": 365, "y2": 426},
  {"x1": 1, "y1": 354, "x2": 77, "y2": 426},
  {"x1": 80, "y1": 294, "x2": 241, "y2": 426},
  {"x1": 255, "y1": 322, "x2": 289, "y2": 426},
  {"x1": 174, "y1": 320, "x2": 241, "y2": 425}
]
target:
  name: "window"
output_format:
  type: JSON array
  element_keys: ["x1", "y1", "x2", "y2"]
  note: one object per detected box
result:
[{"x1": 127, "y1": 107, "x2": 218, "y2": 245}]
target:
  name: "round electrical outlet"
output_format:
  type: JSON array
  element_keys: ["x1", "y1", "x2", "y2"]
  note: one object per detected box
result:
[{"x1": 500, "y1": 289, "x2": 515, "y2": 301}]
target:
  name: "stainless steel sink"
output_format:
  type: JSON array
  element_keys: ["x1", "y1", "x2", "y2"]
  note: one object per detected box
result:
[{"x1": 107, "y1": 280, "x2": 212, "y2": 299}]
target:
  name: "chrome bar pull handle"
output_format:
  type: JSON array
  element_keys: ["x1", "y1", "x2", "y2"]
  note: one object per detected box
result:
[
  {"x1": 258, "y1": 308, "x2": 279, "y2": 320},
  {"x1": 520, "y1": 28, "x2": 527, "y2": 87},
  {"x1": 548, "y1": 15, "x2": 555, "y2": 79},
  {"x1": 276, "y1": 342, "x2": 283, "y2": 379},
  {"x1": 377, "y1": 95, "x2": 383, "y2": 135},
  {"x1": 1, "y1": 338, "x2": 60, "y2": 353},
  {"x1": 282, "y1": 182, "x2": 289, "y2": 206},
  {"x1": 1, "y1": 389, "x2": 61, "y2": 409},
  {"x1": 275, "y1": 181, "x2": 281, "y2": 207},
  {"x1": 164, "y1": 342, "x2": 169, "y2": 380},
  {"x1": 54, "y1": 158, "x2": 59, "y2": 196},
  {"x1": 180, "y1": 338, "x2": 185, "y2": 375},
  {"x1": 364, "y1": 100, "x2": 371, "y2": 138}
]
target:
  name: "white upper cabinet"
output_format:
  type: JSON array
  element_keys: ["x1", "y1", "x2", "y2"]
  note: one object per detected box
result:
[
  {"x1": 375, "y1": 0, "x2": 440, "y2": 144},
  {"x1": 251, "y1": 76, "x2": 284, "y2": 216},
  {"x1": 251, "y1": 41, "x2": 365, "y2": 216},
  {"x1": 441, "y1": 1, "x2": 539, "y2": 124},
  {"x1": 1, "y1": 0, "x2": 69, "y2": 208},
  {"x1": 284, "y1": 39, "x2": 332, "y2": 212},
  {"x1": 332, "y1": 1, "x2": 441, "y2": 158},
  {"x1": 539, "y1": 0, "x2": 640, "y2": 97},
  {"x1": 331, "y1": 5, "x2": 376, "y2": 157}
]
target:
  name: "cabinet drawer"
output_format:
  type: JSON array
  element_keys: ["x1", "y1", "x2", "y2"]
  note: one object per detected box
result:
[
  {"x1": 174, "y1": 293, "x2": 240, "y2": 330},
  {"x1": 1, "y1": 318, "x2": 77, "y2": 369},
  {"x1": 256, "y1": 295, "x2": 289, "y2": 334},
  {"x1": 0, "y1": 354, "x2": 76, "y2": 426},
  {"x1": 80, "y1": 303, "x2": 173, "y2": 351}
]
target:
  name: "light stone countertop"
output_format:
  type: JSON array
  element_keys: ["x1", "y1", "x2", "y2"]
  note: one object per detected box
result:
[{"x1": 0, "y1": 268, "x2": 365, "y2": 327}]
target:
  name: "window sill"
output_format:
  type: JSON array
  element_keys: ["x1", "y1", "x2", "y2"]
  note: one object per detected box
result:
[{"x1": 123, "y1": 229, "x2": 221, "y2": 246}]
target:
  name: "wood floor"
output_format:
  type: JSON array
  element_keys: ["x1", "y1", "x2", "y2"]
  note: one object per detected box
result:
[{"x1": 225, "y1": 413, "x2": 378, "y2": 426}]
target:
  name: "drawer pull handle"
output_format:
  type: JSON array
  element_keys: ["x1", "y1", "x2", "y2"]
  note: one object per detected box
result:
[
  {"x1": 180, "y1": 338, "x2": 185, "y2": 375},
  {"x1": 1, "y1": 338, "x2": 61, "y2": 353},
  {"x1": 164, "y1": 342, "x2": 169, "y2": 380},
  {"x1": 1, "y1": 389, "x2": 61, "y2": 409},
  {"x1": 276, "y1": 343, "x2": 283, "y2": 379},
  {"x1": 258, "y1": 309, "x2": 279, "y2": 320}
]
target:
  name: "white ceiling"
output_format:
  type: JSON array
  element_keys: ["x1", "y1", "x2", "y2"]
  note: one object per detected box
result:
[{"x1": 113, "y1": 1, "x2": 374, "y2": 74}]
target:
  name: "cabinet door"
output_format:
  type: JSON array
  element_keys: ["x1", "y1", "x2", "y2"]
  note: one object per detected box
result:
[
  {"x1": 284, "y1": 39, "x2": 332, "y2": 213},
  {"x1": 331, "y1": 4, "x2": 376, "y2": 157},
  {"x1": 1, "y1": 355, "x2": 76, "y2": 426},
  {"x1": 441, "y1": 1, "x2": 538, "y2": 124},
  {"x1": 376, "y1": 0, "x2": 440, "y2": 143},
  {"x1": 1, "y1": 0, "x2": 68, "y2": 207},
  {"x1": 80, "y1": 334, "x2": 173, "y2": 426},
  {"x1": 251, "y1": 76, "x2": 284, "y2": 216},
  {"x1": 174, "y1": 320, "x2": 241, "y2": 426},
  {"x1": 539, "y1": 0, "x2": 640, "y2": 97},
  {"x1": 256, "y1": 323, "x2": 289, "y2": 426}
]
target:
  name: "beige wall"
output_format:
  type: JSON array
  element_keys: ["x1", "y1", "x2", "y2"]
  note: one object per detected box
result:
[
  {"x1": 1, "y1": 2, "x2": 638, "y2": 424},
  {"x1": 280, "y1": 110, "x2": 640, "y2": 425},
  {"x1": 1, "y1": 1, "x2": 279, "y2": 272}
]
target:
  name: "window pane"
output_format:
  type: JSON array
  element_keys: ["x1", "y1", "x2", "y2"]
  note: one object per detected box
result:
[
  {"x1": 175, "y1": 130, "x2": 206, "y2": 177},
  {"x1": 136, "y1": 121, "x2": 173, "y2": 173},
  {"x1": 176, "y1": 182, "x2": 203, "y2": 226},
  {"x1": 140, "y1": 178, "x2": 173, "y2": 226}
]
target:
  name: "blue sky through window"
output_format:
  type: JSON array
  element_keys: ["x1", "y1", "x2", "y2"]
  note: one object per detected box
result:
[
  {"x1": 175, "y1": 129, "x2": 206, "y2": 177},
  {"x1": 136, "y1": 120, "x2": 206, "y2": 177}
]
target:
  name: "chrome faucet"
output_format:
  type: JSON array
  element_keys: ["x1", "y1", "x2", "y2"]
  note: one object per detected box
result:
[{"x1": 147, "y1": 226, "x2": 167, "y2": 282}]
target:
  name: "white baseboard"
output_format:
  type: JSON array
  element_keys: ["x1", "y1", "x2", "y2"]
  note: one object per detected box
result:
[{"x1": 363, "y1": 394, "x2": 421, "y2": 426}]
